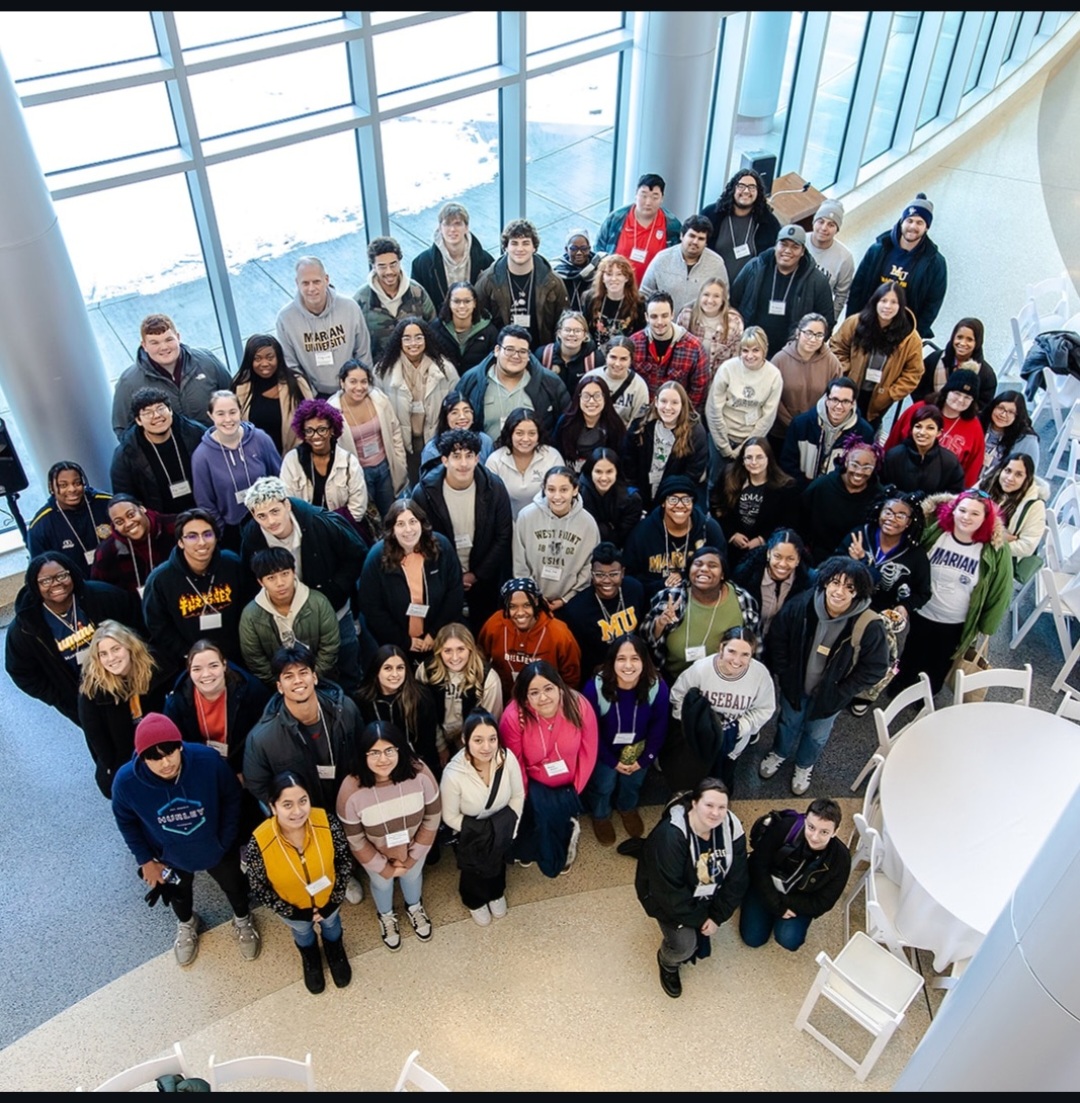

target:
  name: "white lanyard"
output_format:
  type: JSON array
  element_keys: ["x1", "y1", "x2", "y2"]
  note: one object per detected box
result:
[
  {"x1": 57, "y1": 498, "x2": 98, "y2": 559},
  {"x1": 194, "y1": 688, "x2": 228, "y2": 746},
  {"x1": 216, "y1": 436, "x2": 253, "y2": 499},
  {"x1": 275, "y1": 820, "x2": 328, "y2": 899},
  {"x1": 126, "y1": 535, "x2": 155, "y2": 593},
  {"x1": 185, "y1": 572, "x2": 220, "y2": 613}
]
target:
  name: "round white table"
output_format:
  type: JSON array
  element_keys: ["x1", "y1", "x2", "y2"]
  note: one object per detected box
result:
[{"x1": 879, "y1": 701, "x2": 1080, "y2": 971}]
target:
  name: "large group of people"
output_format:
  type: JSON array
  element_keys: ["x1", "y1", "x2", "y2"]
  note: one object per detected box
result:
[{"x1": 7, "y1": 173, "x2": 1043, "y2": 1001}]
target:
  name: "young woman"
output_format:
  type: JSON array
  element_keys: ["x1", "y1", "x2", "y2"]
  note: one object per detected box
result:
[
  {"x1": 231, "y1": 334, "x2": 313, "y2": 455},
  {"x1": 280, "y1": 398, "x2": 368, "y2": 522},
  {"x1": 582, "y1": 254, "x2": 646, "y2": 345},
  {"x1": 980, "y1": 391, "x2": 1040, "y2": 479},
  {"x1": 881, "y1": 405, "x2": 965, "y2": 495},
  {"x1": 485, "y1": 408, "x2": 566, "y2": 520},
  {"x1": 499, "y1": 660, "x2": 598, "y2": 878},
  {"x1": 625, "y1": 380, "x2": 708, "y2": 511},
  {"x1": 78, "y1": 620, "x2": 167, "y2": 797},
  {"x1": 676, "y1": 278, "x2": 745, "y2": 377},
  {"x1": 331, "y1": 359, "x2": 408, "y2": 519},
  {"x1": 419, "y1": 390, "x2": 494, "y2": 473},
  {"x1": 537, "y1": 310, "x2": 597, "y2": 394},
  {"x1": 981, "y1": 453, "x2": 1047, "y2": 583},
  {"x1": 417, "y1": 623, "x2": 504, "y2": 763},
  {"x1": 917, "y1": 317, "x2": 997, "y2": 407},
  {"x1": 582, "y1": 634, "x2": 669, "y2": 847},
  {"x1": 358, "y1": 499, "x2": 463, "y2": 655},
  {"x1": 91, "y1": 497, "x2": 175, "y2": 597},
  {"x1": 439, "y1": 710, "x2": 526, "y2": 925},
  {"x1": 554, "y1": 376, "x2": 626, "y2": 471},
  {"x1": 583, "y1": 335, "x2": 651, "y2": 430},
  {"x1": 27, "y1": 460, "x2": 113, "y2": 569},
  {"x1": 769, "y1": 312, "x2": 841, "y2": 443},
  {"x1": 356, "y1": 645, "x2": 440, "y2": 778},
  {"x1": 705, "y1": 327, "x2": 783, "y2": 463},
  {"x1": 578, "y1": 447, "x2": 643, "y2": 549},
  {"x1": 512, "y1": 465, "x2": 601, "y2": 610},
  {"x1": 800, "y1": 437, "x2": 883, "y2": 564},
  {"x1": 712, "y1": 437, "x2": 797, "y2": 563},
  {"x1": 435, "y1": 280, "x2": 497, "y2": 373},
  {"x1": 336, "y1": 721, "x2": 442, "y2": 951},
  {"x1": 245, "y1": 772, "x2": 353, "y2": 993},
  {"x1": 830, "y1": 280, "x2": 923, "y2": 425},
  {"x1": 731, "y1": 528, "x2": 813, "y2": 638}
]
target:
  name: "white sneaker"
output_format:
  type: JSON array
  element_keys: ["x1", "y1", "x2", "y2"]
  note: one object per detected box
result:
[
  {"x1": 233, "y1": 915, "x2": 261, "y2": 961},
  {"x1": 469, "y1": 905, "x2": 492, "y2": 926},
  {"x1": 759, "y1": 752, "x2": 785, "y2": 779},
  {"x1": 174, "y1": 915, "x2": 200, "y2": 966},
  {"x1": 488, "y1": 896, "x2": 508, "y2": 919},
  {"x1": 378, "y1": 911, "x2": 401, "y2": 951},
  {"x1": 792, "y1": 765, "x2": 813, "y2": 796},
  {"x1": 344, "y1": 876, "x2": 364, "y2": 904},
  {"x1": 407, "y1": 901, "x2": 433, "y2": 941},
  {"x1": 562, "y1": 817, "x2": 581, "y2": 874}
]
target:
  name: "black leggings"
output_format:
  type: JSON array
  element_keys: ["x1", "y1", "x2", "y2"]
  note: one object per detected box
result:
[
  {"x1": 170, "y1": 850, "x2": 250, "y2": 923},
  {"x1": 892, "y1": 612, "x2": 964, "y2": 697}
]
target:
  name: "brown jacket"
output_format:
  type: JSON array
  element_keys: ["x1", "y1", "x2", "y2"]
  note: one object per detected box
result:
[{"x1": 830, "y1": 309, "x2": 923, "y2": 421}]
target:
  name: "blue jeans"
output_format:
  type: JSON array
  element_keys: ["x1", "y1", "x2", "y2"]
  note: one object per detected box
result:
[
  {"x1": 585, "y1": 760, "x2": 648, "y2": 820},
  {"x1": 773, "y1": 693, "x2": 840, "y2": 769},
  {"x1": 280, "y1": 907, "x2": 343, "y2": 948},
  {"x1": 738, "y1": 884, "x2": 812, "y2": 952},
  {"x1": 367, "y1": 859, "x2": 425, "y2": 914},
  {"x1": 362, "y1": 458, "x2": 395, "y2": 520}
]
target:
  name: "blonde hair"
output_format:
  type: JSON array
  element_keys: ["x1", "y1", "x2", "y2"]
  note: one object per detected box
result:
[
  {"x1": 643, "y1": 380, "x2": 697, "y2": 458},
  {"x1": 425, "y1": 623, "x2": 487, "y2": 693},
  {"x1": 689, "y1": 279, "x2": 734, "y2": 342},
  {"x1": 80, "y1": 620, "x2": 156, "y2": 703},
  {"x1": 740, "y1": 325, "x2": 769, "y2": 357}
]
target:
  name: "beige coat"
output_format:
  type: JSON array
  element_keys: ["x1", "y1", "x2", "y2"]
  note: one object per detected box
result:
[
  {"x1": 329, "y1": 388, "x2": 409, "y2": 494},
  {"x1": 830, "y1": 309, "x2": 923, "y2": 422}
]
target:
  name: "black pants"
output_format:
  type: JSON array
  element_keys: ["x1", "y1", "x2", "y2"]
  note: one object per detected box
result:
[
  {"x1": 170, "y1": 849, "x2": 250, "y2": 923},
  {"x1": 892, "y1": 612, "x2": 964, "y2": 697},
  {"x1": 459, "y1": 865, "x2": 507, "y2": 910}
]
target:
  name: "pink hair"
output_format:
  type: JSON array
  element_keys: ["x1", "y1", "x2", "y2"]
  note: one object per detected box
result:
[{"x1": 935, "y1": 491, "x2": 999, "y2": 544}]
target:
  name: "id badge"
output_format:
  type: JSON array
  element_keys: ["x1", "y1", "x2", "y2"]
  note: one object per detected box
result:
[
  {"x1": 541, "y1": 564, "x2": 563, "y2": 581},
  {"x1": 406, "y1": 602, "x2": 429, "y2": 618},
  {"x1": 315, "y1": 350, "x2": 334, "y2": 367},
  {"x1": 84, "y1": 549, "x2": 96, "y2": 565},
  {"x1": 693, "y1": 882, "x2": 718, "y2": 898},
  {"x1": 629, "y1": 247, "x2": 648, "y2": 264},
  {"x1": 306, "y1": 875, "x2": 332, "y2": 894},
  {"x1": 816, "y1": 644, "x2": 831, "y2": 656},
  {"x1": 455, "y1": 533, "x2": 473, "y2": 550},
  {"x1": 385, "y1": 828, "x2": 410, "y2": 848},
  {"x1": 768, "y1": 299, "x2": 786, "y2": 316},
  {"x1": 865, "y1": 367, "x2": 883, "y2": 383},
  {"x1": 544, "y1": 759, "x2": 569, "y2": 778},
  {"x1": 744, "y1": 409, "x2": 757, "y2": 426},
  {"x1": 685, "y1": 645, "x2": 707, "y2": 662},
  {"x1": 235, "y1": 489, "x2": 248, "y2": 504},
  {"x1": 199, "y1": 612, "x2": 222, "y2": 631},
  {"x1": 169, "y1": 479, "x2": 192, "y2": 498},
  {"x1": 75, "y1": 648, "x2": 90, "y2": 667},
  {"x1": 362, "y1": 440, "x2": 380, "y2": 458},
  {"x1": 410, "y1": 401, "x2": 425, "y2": 415},
  {"x1": 210, "y1": 740, "x2": 229, "y2": 757},
  {"x1": 511, "y1": 312, "x2": 531, "y2": 328},
  {"x1": 613, "y1": 731, "x2": 635, "y2": 746},
  {"x1": 733, "y1": 243, "x2": 751, "y2": 259},
  {"x1": 317, "y1": 764, "x2": 336, "y2": 780}
]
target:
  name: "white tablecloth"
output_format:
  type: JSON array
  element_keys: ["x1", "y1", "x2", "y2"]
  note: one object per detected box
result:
[{"x1": 879, "y1": 701, "x2": 1080, "y2": 971}]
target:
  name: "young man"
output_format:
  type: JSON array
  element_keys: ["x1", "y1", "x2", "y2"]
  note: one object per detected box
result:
[
  {"x1": 630, "y1": 292, "x2": 711, "y2": 407},
  {"x1": 595, "y1": 172, "x2": 683, "y2": 284},
  {"x1": 804, "y1": 200, "x2": 855, "y2": 320},
  {"x1": 640, "y1": 215, "x2": 729, "y2": 315},
  {"x1": 779, "y1": 377, "x2": 875, "y2": 488},
  {"x1": 409, "y1": 202, "x2": 494, "y2": 312},
  {"x1": 354, "y1": 235, "x2": 437, "y2": 361},
  {"x1": 112, "y1": 314, "x2": 232, "y2": 439},
  {"x1": 698, "y1": 169, "x2": 781, "y2": 283}
]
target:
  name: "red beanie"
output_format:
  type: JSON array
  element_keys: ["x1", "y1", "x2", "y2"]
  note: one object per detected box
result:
[{"x1": 134, "y1": 713, "x2": 183, "y2": 757}]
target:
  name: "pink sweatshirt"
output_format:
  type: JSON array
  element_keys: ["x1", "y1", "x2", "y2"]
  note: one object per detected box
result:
[{"x1": 499, "y1": 698, "x2": 598, "y2": 796}]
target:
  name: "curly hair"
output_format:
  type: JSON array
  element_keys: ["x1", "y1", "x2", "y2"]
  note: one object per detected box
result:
[
  {"x1": 838, "y1": 433, "x2": 884, "y2": 473},
  {"x1": 374, "y1": 316, "x2": 451, "y2": 379},
  {"x1": 585, "y1": 255, "x2": 642, "y2": 331},
  {"x1": 424, "y1": 623, "x2": 488, "y2": 694},
  {"x1": 290, "y1": 397, "x2": 344, "y2": 440},
  {"x1": 711, "y1": 167, "x2": 772, "y2": 222},
  {"x1": 866, "y1": 489, "x2": 926, "y2": 545},
  {"x1": 80, "y1": 620, "x2": 156, "y2": 703}
]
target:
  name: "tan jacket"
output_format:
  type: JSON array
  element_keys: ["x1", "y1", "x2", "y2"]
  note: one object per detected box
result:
[
  {"x1": 235, "y1": 374, "x2": 314, "y2": 453},
  {"x1": 830, "y1": 309, "x2": 923, "y2": 421},
  {"x1": 329, "y1": 387, "x2": 409, "y2": 494}
]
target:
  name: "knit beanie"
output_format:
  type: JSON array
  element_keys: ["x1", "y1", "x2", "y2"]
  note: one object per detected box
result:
[
  {"x1": 901, "y1": 192, "x2": 934, "y2": 226},
  {"x1": 135, "y1": 713, "x2": 184, "y2": 757},
  {"x1": 814, "y1": 200, "x2": 845, "y2": 229}
]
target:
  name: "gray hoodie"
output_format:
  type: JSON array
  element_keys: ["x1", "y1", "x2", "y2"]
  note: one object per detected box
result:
[
  {"x1": 512, "y1": 489, "x2": 601, "y2": 604},
  {"x1": 276, "y1": 286, "x2": 372, "y2": 394},
  {"x1": 804, "y1": 589, "x2": 871, "y2": 696}
]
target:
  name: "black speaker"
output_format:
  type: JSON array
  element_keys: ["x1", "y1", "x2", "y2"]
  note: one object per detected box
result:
[
  {"x1": 0, "y1": 417, "x2": 29, "y2": 495},
  {"x1": 739, "y1": 150, "x2": 777, "y2": 196}
]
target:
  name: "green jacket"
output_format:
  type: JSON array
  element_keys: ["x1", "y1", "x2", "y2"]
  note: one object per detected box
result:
[{"x1": 239, "y1": 585, "x2": 341, "y2": 685}]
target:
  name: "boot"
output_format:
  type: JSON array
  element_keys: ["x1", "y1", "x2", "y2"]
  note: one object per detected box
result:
[
  {"x1": 323, "y1": 936, "x2": 353, "y2": 989},
  {"x1": 657, "y1": 950, "x2": 682, "y2": 999},
  {"x1": 299, "y1": 942, "x2": 325, "y2": 994}
]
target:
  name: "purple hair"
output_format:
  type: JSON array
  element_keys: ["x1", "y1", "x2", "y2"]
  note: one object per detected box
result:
[{"x1": 291, "y1": 397, "x2": 344, "y2": 439}]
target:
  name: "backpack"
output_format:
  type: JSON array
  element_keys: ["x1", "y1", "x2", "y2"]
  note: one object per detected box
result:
[{"x1": 749, "y1": 808, "x2": 803, "y2": 851}]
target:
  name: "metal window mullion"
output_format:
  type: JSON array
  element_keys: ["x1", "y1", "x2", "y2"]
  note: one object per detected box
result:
[
  {"x1": 344, "y1": 11, "x2": 385, "y2": 240},
  {"x1": 977, "y1": 12, "x2": 1016, "y2": 91},
  {"x1": 701, "y1": 11, "x2": 750, "y2": 208},
  {"x1": 938, "y1": 12, "x2": 985, "y2": 120},
  {"x1": 891, "y1": 11, "x2": 944, "y2": 154},
  {"x1": 1008, "y1": 12, "x2": 1042, "y2": 68},
  {"x1": 833, "y1": 11, "x2": 892, "y2": 194},
  {"x1": 780, "y1": 10, "x2": 828, "y2": 179},
  {"x1": 609, "y1": 46, "x2": 632, "y2": 214},
  {"x1": 498, "y1": 12, "x2": 526, "y2": 227}
]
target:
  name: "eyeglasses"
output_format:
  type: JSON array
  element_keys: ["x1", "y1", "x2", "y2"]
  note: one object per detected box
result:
[
  {"x1": 139, "y1": 404, "x2": 170, "y2": 418},
  {"x1": 825, "y1": 396, "x2": 854, "y2": 408},
  {"x1": 566, "y1": 245, "x2": 590, "y2": 256},
  {"x1": 580, "y1": 392, "x2": 604, "y2": 403},
  {"x1": 799, "y1": 329, "x2": 826, "y2": 341},
  {"x1": 847, "y1": 461, "x2": 877, "y2": 473},
  {"x1": 181, "y1": 531, "x2": 216, "y2": 543},
  {"x1": 401, "y1": 333, "x2": 425, "y2": 344},
  {"x1": 500, "y1": 346, "x2": 530, "y2": 360},
  {"x1": 666, "y1": 495, "x2": 695, "y2": 507},
  {"x1": 449, "y1": 297, "x2": 475, "y2": 307},
  {"x1": 880, "y1": 507, "x2": 911, "y2": 522},
  {"x1": 591, "y1": 569, "x2": 623, "y2": 581},
  {"x1": 37, "y1": 571, "x2": 72, "y2": 588},
  {"x1": 734, "y1": 182, "x2": 758, "y2": 193},
  {"x1": 527, "y1": 685, "x2": 560, "y2": 701},
  {"x1": 303, "y1": 425, "x2": 332, "y2": 438},
  {"x1": 366, "y1": 747, "x2": 399, "y2": 760}
]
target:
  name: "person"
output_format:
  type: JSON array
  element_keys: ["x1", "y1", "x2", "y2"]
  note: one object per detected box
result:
[
  {"x1": 231, "y1": 333, "x2": 314, "y2": 455},
  {"x1": 847, "y1": 191, "x2": 947, "y2": 339},
  {"x1": 336, "y1": 720, "x2": 442, "y2": 951},
  {"x1": 245, "y1": 773, "x2": 353, "y2": 993},
  {"x1": 110, "y1": 388, "x2": 203, "y2": 514},
  {"x1": 536, "y1": 310, "x2": 597, "y2": 395},
  {"x1": 112, "y1": 713, "x2": 257, "y2": 967},
  {"x1": 581, "y1": 254, "x2": 647, "y2": 347},
  {"x1": 554, "y1": 376, "x2": 626, "y2": 470},
  {"x1": 881, "y1": 405, "x2": 965, "y2": 495},
  {"x1": 358, "y1": 499, "x2": 463, "y2": 655},
  {"x1": 433, "y1": 280, "x2": 498, "y2": 373},
  {"x1": 578, "y1": 448, "x2": 642, "y2": 549},
  {"x1": 112, "y1": 313, "x2": 232, "y2": 438},
  {"x1": 640, "y1": 215, "x2": 729, "y2": 316},
  {"x1": 670, "y1": 626, "x2": 775, "y2": 793},
  {"x1": 280, "y1": 398, "x2": 369, "y2": 522},
  {"x1": 191, "y1": 390, "x2": 282, "y2": 544},
  {"x1": 458, "y1": 325, "x2": 570, "y2": 439},
  {"x1": 624, "y1": 380, "x2": 709, "y2": 512},
  {"x1": 675, "y1": 278, "x2": 745, "y2": 379},
  {"x1": 484, "y1": 407, "x2": 565, "y2": 519},
  {"x1": 276, "y1": 256, "x2": 371, "y2": 396},
  {"x1": 439, "y1": 710, "x2": 525, "y2": 925},
  {"x1": 642, "y1": 545, "x2": 760, "y2": 681},
  {"x1": 373, "y1": 315, "x2": 460, "y2": 484},
  {"x1": 418, "y1": 390, "x2": 495, "y2": 474},
  {"x1": 91, "y1": 497, "x2": 176, "y2": 597},
  {"x1": 355, "y1": 236, "x2": 437, "y2": 361},
  {"x1": 418, "y1": 623, "x2": 504, "y2": 763},
  {"x1": 739, "y1": 799, "x2": 851, "y2": 952},
  {"x1": 630, "y1": 292, "x2": 711, "y2": 407},
  {"x1": 561, "y1": 542, "x2": 647, "y2": 685},
  {"x1": 500, "y1": 660, "x2": 598, "y2": 877},
  {"x1": 164, "y1": 638, "x2": 271, "y2": 775},
  {"x1": 731, "y1": 528, "x2": 814, "y2": 638},
  {"x1": 829, "y1": 280, "x2": 923, "y2": 426},
  {"x1": 474, "y1": 218, "x2": 568, "y2": 347},
  {"x1": 981, "y1": 454, "x2": 1048, "y2": 583},
  {"x1": 915, "y1": 317, "x2": 996, "y2": 407},
  {"x1": 410, "y1": 202, "x2": 495, "y2": 313},
  {"x1": 582, "y1": 634, "x2": 669, "y2": 846},
  {"x1": 478, "y1": 577, "x2": 581, "y2": 697},
  {"x1": 779, "y1": 377, "x2": 875, "y2": 490},
  {"x1": 623, "y1": 476, "x2": 727, "y2": 600},
  {"x1": 330, "y1": 359, "x2": 409, "y2": 518},
  {"x1": 142, "y1": 508, "x2": 253, "y2": 673},
  {"x1": 78, "y1": 620, "x2": 168, "y2": 797},
  {"x1": 886, "y1": 369, "x2": 985, "y2": 487},
  {"x1": 240, "y1": 547, "x2": 341, "y2": 687},
  {"x1": 594, "y1": 172, "x2": 683, "y2": 283},
  {"x1": 513, "y1": 465, "x2": 601, "y2": 611},
  {"x1": 979, "y1": 391, "x2": 1040, "y2": 480},
  {"x1": 243, "y1": 642, "x2": 363, "y2": 811},
  {"x1": 552, "y1": 228, "x2": 598, "y2": 314},
  {"x1": 729, "y1": 224, "x2": 835, "y2": 360},
  {"x1": 705, "y1": 327, "x2": 783, "y2": 466},
  {"x1": 712, "y1": 438, "x2": 797, "y2": 563},
  {"x1": 635, "y1": 778, "x2": 748, "y2": 999},
  {"x1": 759, "y1": 557, "x2": 889, "y2": 795},
  {"x1": 804, "y1": 199, "x2": 854, "y2": 319},
  {"x1": 800, "y1": 438, "x2": 883, "y2": 565},
  {"x1": 698, "y1": 167, "x2": 781, "y2": 282},
  {"x1": 27, "y1": 461, "x2": 113, "y2": 570},
  {"x1": 892, "y1": 490, "x2": 1012, "y2": 697},
  {"x1": 411, "y1": 428, "x2": 512, "y2": 631},
  {"x1": 769, "y1": 312, "x2": 842, "y2": 448}
]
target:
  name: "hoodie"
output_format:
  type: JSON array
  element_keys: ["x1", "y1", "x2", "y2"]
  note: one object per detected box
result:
[
  {"x1": 27, "y1": 487, "x2": 114, "y2": 572},
  {"x1": 191, "y1": 423, "x2": 282, "y2": 528},
  {"x1": 354, "y1": 271, "x2": 436, "y2": 361},
  {"x1": 771, "y1": 337, "x2": 844, "y2": 430},
  {"x1": 276, "y1": 286, "x2": 372, "y2": 394},
  {"x1": 779, "y1": 396, "x2": 876, "y2": 488},
  {"x1": 622, "y1": 504, "x2": 727, "y2": 600},
  {"x1": 512, "y1": 490, "x2": 600, "y2": 605}
]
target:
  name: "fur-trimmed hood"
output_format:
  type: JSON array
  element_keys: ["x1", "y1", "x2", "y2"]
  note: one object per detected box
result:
[{"x1": 919, "y1": 491, "x2": 1007, "y2": 550}]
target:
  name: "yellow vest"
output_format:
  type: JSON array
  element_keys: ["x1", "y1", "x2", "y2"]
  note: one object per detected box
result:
[{"x1": 253, "y1": 806, "x2": 336, "y2": 911}]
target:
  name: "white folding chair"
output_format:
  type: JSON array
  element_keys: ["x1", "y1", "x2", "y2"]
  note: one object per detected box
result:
[
  {"x1": 794, "y1": 930, "x2": 925, "y2": 1083},
  {"x1": 850, "y1": 673, "x2": 933, "y2": 791},
  {"x1": 393, "y1": 1049, "x2": 451, "y2": 1092},
  {"x1": 953, "y1": 663, "x2": 1032, "y2": 706},
  {"x1": 861, "y1": 829, "x2": 917, "y2": 964},
  {"x1": 1054, "y1": 685, "x2": 1080, "y2": 721},
  {"x1": 207, "y1": 1052, "x2": 316, "y2": 1092},
  {"x1": 1012, "y1": 566, "x2": 1079, "y2": 659},
  {"x1": 1027, "y1": 272, "x2": 1072, "y2": 330},
  {"x1": 1046, "y1": 400, "x2": 1080, "y2": 481},
  {"x1": 88, "y1": 1043, "x2": 190, "y2": 1092}
]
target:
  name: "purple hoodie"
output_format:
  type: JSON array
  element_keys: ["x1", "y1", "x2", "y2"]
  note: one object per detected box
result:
[{"x1": 192, "y1": 423, "x2": 281, "y2": 527}]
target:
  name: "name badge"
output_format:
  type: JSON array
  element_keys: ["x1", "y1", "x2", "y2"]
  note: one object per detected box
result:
[
  {"x1": 455, "y1": 533, "x2": 473, "y2": 550},
  {"x1": 315, "y1": 350, "x2": 334, "y2": 367},
  {"x1": 733, "y1": 243, "x2": 751, "y2": 259},
  {"x1": 306, "y1": 875, "x2": 332, "y2": 895},
  {"x1": 169, "y1": 479, "x2": 192, "y2": 498},
  {"x1": 865, "y1": 367, "x2": 883, "y2": 383},
  {"x1": 362, "y1": 439, "x2": 380, "y2": 458},
  {"x1": 694, "y1": 882, "x2": 718, "y2": 898},
  {"x1": 210, "y1": 740, "x2": 229, "y2": 757},
  {"x1": 410, "y1": 401, "x2": 425, "y2": 415},
  {"x1": 511, "y1": 312, "x2": 531, "y2": 328},
  {"x1": 541, "y1": 564, "x2": 563, "y2": 581},
  {"x1": 816, "y1": 644, "x2": 831, "y2": 656},
  {"x1": 544, "y1": 759, "x2": 569, "y2": 778},
  {"x1": 317, "y1": 764, "x2": 336, "y2": 780},
  {"x1": 744, "y1": 409, "x2": 757, "y2": 426},
  {"x1": 406, "y1": 602, "x2": 429, "y2": 618},
  {"x1": 385, "y1": 828, "x2": 410, "y2": 848},
  {"x1": 199, "y1": 612, "x2": 222, "y2": 631},
  {"x1": 768, "y1": 299, "x2": 786, "y2": 315},
  {"x1": 613, "y1": 731, "x2": 635, "y2": 746},
  {"x1": 235, "y1": 489, "x2": 248, "y2": 504},
  {"x1": 629, "y1": 247, "x2": 648, "y2": 264},
  {"x1": 685, "y1": 645, "x2": 707, "y2": 662},
  {"x1": 75, "y1": 648, "x2": 90, "y2": 666},
  {"x1": 84, "y1": 549, "x2": 96, "y2": 565}
]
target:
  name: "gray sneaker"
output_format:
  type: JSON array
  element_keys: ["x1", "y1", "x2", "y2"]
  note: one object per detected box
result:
[
  {"x1": 378, "y1": 911, "x2": 401, "y2": 952},
  {"x1": 174, "y1": 915, "x2": 200, "y2": 966},
  {"x1": 233, "y1": 915, "x2": 261, "y2": 961},
  {"x1": 562, "y1": 817, "x2": 581, "y2": 874},
  {"x1": 407, "y1": 901, "x2": 433, "y2": 941},
  {"x1": 759, "y1": 752, "x2": 785, "y2": 779}
]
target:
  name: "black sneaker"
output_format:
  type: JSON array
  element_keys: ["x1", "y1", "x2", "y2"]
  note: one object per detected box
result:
[{"x1": 657, "y1": 951, "x2": 682, "y2": 998}]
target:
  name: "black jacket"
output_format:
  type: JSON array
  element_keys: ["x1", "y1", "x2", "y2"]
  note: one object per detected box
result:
[
  {"x1": 433, "y1": 317, "x2": 499, "y2": 374},
  {"x1": 730, "y1": 249, "x2": 836, "y2": 335},
  {"x1": 579, "y1": 481, "x2": 643, "y2": 550},
  {"x1": 881, "y1": 441, "x2": 964, "y2": 496},
  {"x1": 109, "y1": 416, "x2": 204, "y2": 513},
  {"x1": 356, "y1": 687, "x2": 440, "y2": 779},
  {"x1": 410, "y1": 235, "x2": 494, "y2": 311},
  {"x1": 836, "y1": 527, "x2": 932, "y2": 615},
  {"x1": 698, "y1": 200, "x2": 781, "y2": 257},
  {"x1": 848, "y1": 227, "x2": 947, "y2": 339},
  {"x1": 624, "y1": 419, "x2": 709, "y2": 513},
  {"x1": 748, "y1": 811, "x2": 851, "y2": 919},
  {"x1": 622, "y1": 504, "x2": 726, "y2": 600}
]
